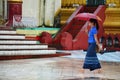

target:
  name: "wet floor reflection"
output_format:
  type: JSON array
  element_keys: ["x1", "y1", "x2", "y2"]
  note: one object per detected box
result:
[
  {"x1": 63, "y1": 77, "x2": 115, "y2": 80},
  {"x1": 0, "y1": 58, "x2": 120, "y2": 80}
]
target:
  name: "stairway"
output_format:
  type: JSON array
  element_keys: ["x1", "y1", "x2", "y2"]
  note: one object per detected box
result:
[
  {"x1": 60, "y1": 0, "x2": 86, "y2": 25},
  {"x1": 67, "y1": 20, "x2": 86, "y2": 38},
  {"x1": 0, "y1": 29, "x2": 70, "y2": 60},
  {"x1": 44, "y1": 5, "x2": 105, "y2": 50}
]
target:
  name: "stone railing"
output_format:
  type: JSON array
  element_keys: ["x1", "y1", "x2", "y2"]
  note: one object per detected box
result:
[{"x1": 13, "y1": 15, "x2": 37, "y2": 28}]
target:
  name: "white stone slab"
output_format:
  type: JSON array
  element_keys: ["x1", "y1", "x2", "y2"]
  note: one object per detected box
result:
[
  {"x1": 0, "y1": 35, "x2": 25, "y2": 39},
  {"x1": 0, "y1": 31, "x2": 16, "y2": 34},
  {"x1": 0, "y1": 50, "x2": 56, "y2": 56},
  {"x1": 45, "y1": 0, "x2": 55, "y2": 26},
  {"x1": 0, "y1": 45, "x2": 48, "y2": 49},
  {"x1": 0, "y1": 40, "x2": 39, "y2": 44}
]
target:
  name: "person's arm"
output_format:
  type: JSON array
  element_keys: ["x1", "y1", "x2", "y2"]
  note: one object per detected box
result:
[
  {"x1": 94, "y1": 34, "x2": 99, "y2": 45},
  {"x1": 85, "y1": 27, "x2": 88, "y2": 34},
  {"x1": 94, "y1": 34, "x2": 102, "y2": 51}
]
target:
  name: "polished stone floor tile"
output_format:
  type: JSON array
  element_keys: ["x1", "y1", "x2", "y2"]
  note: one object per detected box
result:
[
  {"x1": 0, "y1": 57, "x2": 120, "y2": 80},
  {"x1": 0, "y1": 51, "x2": 120, "y2": 80}
]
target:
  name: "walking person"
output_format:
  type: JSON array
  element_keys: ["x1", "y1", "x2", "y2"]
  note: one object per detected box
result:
[{"x1": 82, "y1": 18, "x2": 102, "y2": 73}]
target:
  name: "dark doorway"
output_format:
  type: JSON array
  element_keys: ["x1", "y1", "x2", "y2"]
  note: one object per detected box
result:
[{"x1": 87, "y1": 0, "x2": 106, "y2": 6}]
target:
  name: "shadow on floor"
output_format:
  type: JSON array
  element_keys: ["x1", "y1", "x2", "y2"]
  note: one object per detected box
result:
[{"x1": 63, "y1": 77, "x2": 115, "y2": 80}]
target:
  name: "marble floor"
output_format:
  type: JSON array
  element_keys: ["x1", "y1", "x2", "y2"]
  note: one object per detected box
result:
[{"x1": 0, "y1": 50, "x2": 120, "y2": 80}]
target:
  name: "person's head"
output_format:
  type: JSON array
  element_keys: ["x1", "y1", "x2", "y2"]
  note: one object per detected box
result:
[{"x1": 88, "y1": 18, "x2": 99, "y2": 30}]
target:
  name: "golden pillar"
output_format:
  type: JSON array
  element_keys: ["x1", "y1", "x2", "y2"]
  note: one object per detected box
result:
[{"x1": 7, "y1": 0, "x2": 22, "y2": 26}]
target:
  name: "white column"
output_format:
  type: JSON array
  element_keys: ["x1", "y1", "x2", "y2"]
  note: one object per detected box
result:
[
  {"x1": 44, "y1": 0, "x2": 55, "y2": 26},
  {"x1": 4, "y1": 0, "x2": 7, "y2": 19},
  {"x1": 22, "y1": 0, "x2": 39, "y2": 26},
  {"x1": 39, "y1": 0, "x2": 44, "y2": 26},
  {"x1": 0, "y1": 0, "x2": 3, "y2": 16},
  {"x1": 54, "y1": 0, "x2": 61, "y2": 17}
]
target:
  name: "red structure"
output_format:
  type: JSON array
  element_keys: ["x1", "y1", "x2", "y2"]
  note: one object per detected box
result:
[
  {"x1": 40, "y1": 5, "x2": 106, "y2": 50},
  {"x1": 6, "y1": 0, "x2": 22, "y2": 26}
]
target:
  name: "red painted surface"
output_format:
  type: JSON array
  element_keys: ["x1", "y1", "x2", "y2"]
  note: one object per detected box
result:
[
  {"x1": 25, "y1": 36, "x2": 41, "y2": 41},
  {"x1": 75, "y1": 13, "x2": 101, "y2": 21},
  {"x1": 40, "y1": 32, "x2": 53, "y2": 44},
  {"x1": 40, "y1": 6, "x2": 120, "y2": 51},
  {"x1": 60, "y1": 32, "x2": 73, "y2": 50},
  {"x1": 40, "y1": 5, "x2": 107, "y2": 50},
  {"x1": 6, "y1": 1, "x2": 22, "y2": 26},
  {"x1": 53, "y1": 6, "x2": 85, "y2": 44},
  {"x1": 73, "y1": 5, "x2": 106, "y2": 50}
]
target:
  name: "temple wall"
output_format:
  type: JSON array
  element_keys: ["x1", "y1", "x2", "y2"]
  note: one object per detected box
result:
[
  {"x1": 22, "y1": 0, "x2": 40, "y2": 26},
  {"x1": 22, "y1": 0, "x2": 61, "y2": 27}
]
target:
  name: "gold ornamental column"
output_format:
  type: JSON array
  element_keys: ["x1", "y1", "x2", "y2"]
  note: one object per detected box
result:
[{"x1": 7, "y1": 0, "x2": 22, "y2": 26}]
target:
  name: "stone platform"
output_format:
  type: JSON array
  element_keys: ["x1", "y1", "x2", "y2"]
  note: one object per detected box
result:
[{"x1": 0, "y1": 50, "x2": 120, "y2": 80}]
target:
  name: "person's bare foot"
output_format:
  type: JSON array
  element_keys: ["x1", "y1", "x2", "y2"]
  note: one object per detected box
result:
[
  {"x1": 80, "y1": 69, "x2": 85, "y2": 73},
  {"x1": 98, "y1": 69, "x2": 102, "y2": 73},
  {"x1": 94, "y1": 69, "x2": 102, "y2": 74}
]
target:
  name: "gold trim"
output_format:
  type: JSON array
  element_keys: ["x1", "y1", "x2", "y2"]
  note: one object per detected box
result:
[
  {"x1": 8, "y1": 0, "x2": 22, "y2": 1},
  {"x1": 54, "y1": 8, "x2": 61, "y2": 17},
  {"x1": 8, "y1": 0, "x2": 22, "y2": 3}
]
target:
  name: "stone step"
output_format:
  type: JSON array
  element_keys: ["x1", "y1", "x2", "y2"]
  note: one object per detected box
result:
[
  {"x1": 0, "y1": 39, "x2": 39, "y2": 44},
  {"x1": 0, "y1": 30, "x2": 16, "y2": 34},
  {"x1": 0, "y1": 52, "x2": 71, "y2": 60},
  {"x1": 0, "y1": 44, "x2": 48, "y2": 49},
  {"x1": 0, "y1": 48, "x2": 56, "y2": 56},
  {"x1": 0, "y1": 27, "x2": 12, "y2": 30},
  {"x1": 0, "y1": 34, "x2": 25, "y2": 39}
]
